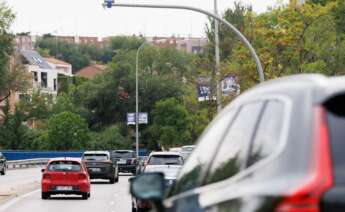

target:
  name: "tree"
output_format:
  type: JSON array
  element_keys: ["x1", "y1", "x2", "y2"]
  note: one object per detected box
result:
[
  {"x1": 89, "y1": 125, "x2": 131, "y2": 150},
  {"x1": 47, "y1": 112, "x2": 90, "y2": 150},
  {"x1": 36, "y1": 37, "x2": 90, "y2": 72},
  {"x1": 147, "y1": 98, "x2": 192, "y2": 148},
  {"x1": 0, "y1": 107, "x2": 29, "y2": 150},
  {"x1": 0, "y1": 3, "x2": 15, "y2": 102}
]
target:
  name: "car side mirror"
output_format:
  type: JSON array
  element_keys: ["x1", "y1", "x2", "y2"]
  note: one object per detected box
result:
[
  {"x1": 130, "y1": 172, "x2": 165, "y2": 201},
  {"x1": 41, "y1": 168, "x2": 45, "y2": 173}
]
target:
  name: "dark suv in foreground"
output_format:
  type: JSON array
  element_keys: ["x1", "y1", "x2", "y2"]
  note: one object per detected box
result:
[
  {"x1": 130, "y1": 74, "x2": 345, "y2": 212},
  {"x1": 0, "y1": 152, "x2": 6, "y2": 175},
  {"x1": 111, "y1": 150, "x2": 137, "y2": 175},
  {"x1": 82, "y1": 151, "x2": 118, "y2": 183}
]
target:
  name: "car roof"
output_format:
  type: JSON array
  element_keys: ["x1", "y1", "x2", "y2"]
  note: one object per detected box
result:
[
  {"x1": 149, "y1": 151, "x2": 182, "y2": 157},
  {"x1": 48, "y1": 157, "x2": 82, "y2": 163},
  {"x1": 83, "y1": 151, "x2": 110, "y2": 155},
  {"x1": 112, "y1": 149, "x2": 134, "y2": 152}
]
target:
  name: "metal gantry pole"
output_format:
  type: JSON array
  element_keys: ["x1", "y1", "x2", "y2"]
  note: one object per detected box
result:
[
  {"x1": 103, "y1": 2, "x2": 265, "y2": 83},
  {"x1": 135, "y1": 42, "x2": 146, "y2": 158},
  {"x1": 214, "y1": 0, "x2": 222, "y2": 113}
]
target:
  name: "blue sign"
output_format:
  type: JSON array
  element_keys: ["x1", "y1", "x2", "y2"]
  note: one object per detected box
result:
[
  {"x1": 127, "y1": 113, "x2": 148, "y2": 125},
  {"x1": 127, "y1": 113, "x2": 135, "y2": 125},
  {"x1": 104, "y1": 0, "x2": 114, "y2": 8}
]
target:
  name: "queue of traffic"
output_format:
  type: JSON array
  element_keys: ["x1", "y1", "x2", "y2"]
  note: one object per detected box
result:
[{"x1": 36, "y1": 146, "x2": 195, "y2": 202}]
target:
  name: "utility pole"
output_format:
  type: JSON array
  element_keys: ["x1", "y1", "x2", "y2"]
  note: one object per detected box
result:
[
  {"x1": 135, "y1": 42, "x2": 146, "y2": 158},
  {"x1": 214, "y1": 0, "x2": 222, "y2": 113}
]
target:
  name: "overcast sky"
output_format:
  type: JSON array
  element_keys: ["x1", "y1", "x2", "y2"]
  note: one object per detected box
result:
[{"x1": 7, "y1": 0, "x2": 287, "y2": 38}]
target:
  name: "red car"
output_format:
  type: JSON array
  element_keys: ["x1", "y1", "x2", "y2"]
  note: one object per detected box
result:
[{"x1": 41, "y1": 158, "x2": 90, "y2": 200}]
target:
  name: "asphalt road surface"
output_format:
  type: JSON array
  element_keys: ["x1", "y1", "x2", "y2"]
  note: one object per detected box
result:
[
  {"x1": 0, "y1": 168, "x2": 41, "y2": 198},
  {"x1": 0, "y1": 170, "x2": 133, "y2": 212}
]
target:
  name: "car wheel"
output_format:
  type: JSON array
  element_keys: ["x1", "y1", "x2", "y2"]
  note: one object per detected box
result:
[
  {"x1": 0, "y1": 166, "x2": 5, "y2": 175},
  {"x1": 41, "y1": 192, "x2": 49, "y2": 199},
  {"x1": 115, "y1": 175, "x2": 119, "y2": 183},
  {"x1": 109, "y1": 177, "x2": 115, "y2": 184},
  {"x1": 82, "y1": 193, "x2": 88, "y2": 200}
]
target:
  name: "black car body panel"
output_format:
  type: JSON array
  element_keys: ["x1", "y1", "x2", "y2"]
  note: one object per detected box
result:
[
  {"x1": 82, "y1": 151, "x2": 118, "y2": 183},
  {"x1": 111, "y1": 150, "x2": 137, "y2": 174}
]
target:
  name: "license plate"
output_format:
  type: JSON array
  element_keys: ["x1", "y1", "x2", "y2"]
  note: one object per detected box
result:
[
  {"x1": 118, "y1": 159, "x2": 126, "y2": 164},
  {"x1": 56, "y1": 186, "x2": 72, "y2": 191},
  {"x1": 89, "y1": 168, "x2": 101, "y2": 172}
]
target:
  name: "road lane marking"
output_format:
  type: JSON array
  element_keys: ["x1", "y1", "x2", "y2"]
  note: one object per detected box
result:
[{"x1": 0, "y1": 189, "x2": 40, "y2": 212}]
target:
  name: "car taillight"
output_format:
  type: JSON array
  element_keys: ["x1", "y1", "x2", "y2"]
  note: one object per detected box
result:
[
  {"x1": 79, "y1": 173, "x2": 87, "y2": 180},
  {"x1": 275, "y1": 106, "x2": 333, "y2": 212},
  {"x1": 43, "y1": 173, "x2": 51, "y2": 179}
]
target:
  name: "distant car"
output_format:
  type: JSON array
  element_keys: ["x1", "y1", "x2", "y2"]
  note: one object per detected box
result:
[
  {"x1": 0, "y1": 152, "x2": 6, "y2": 175},
  {"x1": 41, "y1": 158, "x2": 90, "y2": 200},
  {"x1": 82, "y1": 151, "x2": 119, "y2": 184},
  {"x1": 129, "y1": 74, "x2": 345, "y2": 212},
  {"x1": 132, "y1": 152, "x2": 184, "y2": 212},
  {"x1": 169, "y1": 147, "x2": 182, "y2": 152},
  {"x1": 111, "y1": 150, "x2": 137, "y2": 175},
  {"x1": 180, "y1": 145, "x2": 195, "y2": 160}
]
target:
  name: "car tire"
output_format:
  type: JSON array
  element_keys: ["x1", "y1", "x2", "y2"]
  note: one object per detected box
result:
[
  {"x1": 109, "y1": 177, "x2": 115, "y2": 184},
  {"x1": 88, "y1": 192, "x2": 91, "y2": 198},
  {"x1": 82, "y1": 193, "x2": 88, "y2": 200},
  {"x1": 0, "y1": 166, "x2": 5, "y2": 175},
  {"x1": 41, "y1": 192, "x2": 49, "y2": 199}
]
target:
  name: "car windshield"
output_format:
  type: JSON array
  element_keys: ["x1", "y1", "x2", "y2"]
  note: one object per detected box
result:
[
  {"x1": 112, "y1": 151, "x2": 134, "y2": 158},
  {"x1": 148, "y1": 155, "x2": 183, "y2": 165},
  {"x1": 83, "y1": 154, "x2": 109, "y2": 161},
  {"x1": 48, "y1": 161, "x2": 81, "y2": 172}
]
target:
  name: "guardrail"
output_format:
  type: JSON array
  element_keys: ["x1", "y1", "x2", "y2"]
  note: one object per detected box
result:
[{"x1": 6, "y1": 158, "x2": 50, "y2": 169}]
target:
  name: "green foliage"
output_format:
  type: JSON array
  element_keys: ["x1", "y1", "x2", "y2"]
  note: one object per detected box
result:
[
  {"x1": 0, "y1": 2, "x2": 15, "y2": 100},
  {"x1": 47, "y1": 112, "x2": 90, "y2": 150},
  {"x1": 18, "y1": 91, "x2": 53, "y2": 121},
  {"x1": 0, "y1": 108, "x2": 29, "y2": 150},
  {"x1": 36, "y1": 38, "x2": 90, "y2": 72},
  {"x1": 148, "y1": 98, "x2": 192, "y2": 148},
  {"x1": 89, "y1": 125, "x2": 131, "y2": 150}
]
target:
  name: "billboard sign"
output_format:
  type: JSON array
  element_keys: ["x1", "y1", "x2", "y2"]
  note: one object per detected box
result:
[{"x1": 127, "y1": 112, "x2": 148, "y2": 125}]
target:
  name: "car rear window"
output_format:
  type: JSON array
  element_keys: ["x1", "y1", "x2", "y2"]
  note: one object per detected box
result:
[
  {"x1": 148, "y1": 155, "x2": 183, "y2": 165},
  {"x1": 112, "y1": 151, "x2": 134, "y2": 158},
  {"x1": 325, "y1": 95, "x2": 345, "y2": 185},
  {"x1": 48, "y1": 161, "x2": 81, "y2": 172},
  {"x1": 83, "y1": 153, "x2": 109, "y2": 161}
]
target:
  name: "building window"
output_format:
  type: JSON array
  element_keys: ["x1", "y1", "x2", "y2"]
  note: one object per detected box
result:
[
  {"x1": 33, "y1": 71, "x2": 38, "y2": 82},
  {"x1": 54, "y1": 78, "x2": 57, "y2": 91},
  {"x1": 41, "y1": 72, "x2": 47, "y2": 88}
]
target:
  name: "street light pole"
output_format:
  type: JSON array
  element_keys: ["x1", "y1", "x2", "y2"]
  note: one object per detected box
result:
[
  {"x1": 103, "y1": 1, "x2": 265, "y2": 83},
  {"x1": 214, "y1": 0, "x2": 222, "y2": 113},
  {"x1": 135, "y1": 42, "x2": 146, "y2": 158}
]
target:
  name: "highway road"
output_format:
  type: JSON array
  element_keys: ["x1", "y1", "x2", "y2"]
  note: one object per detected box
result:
[
  {"x1": 0, "y1": 169, "x2": 133, "y2": 212},
  {"x1": 0, "y1": 168, "x2": 41, "y2": 198}
]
